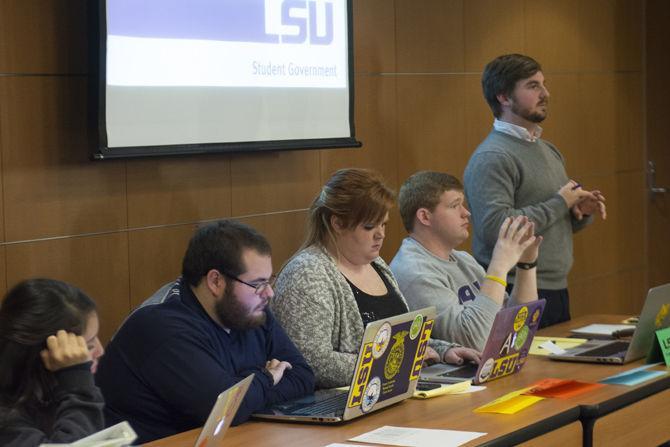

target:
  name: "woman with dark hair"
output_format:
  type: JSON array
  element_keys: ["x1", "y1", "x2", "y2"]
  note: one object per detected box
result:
[
  {"x1": 272, "y1": 168, "x2": 480, "y2": 388},
  {"x1": 0, "y1": 278, "x2": 105, "y2": 446}
]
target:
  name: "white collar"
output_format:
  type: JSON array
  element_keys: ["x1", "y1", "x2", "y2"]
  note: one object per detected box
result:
[{"x1": 494, "y1": 118, "x2": 543, "y2": 142}]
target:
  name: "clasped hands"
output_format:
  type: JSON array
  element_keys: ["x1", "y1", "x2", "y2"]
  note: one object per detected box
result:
[{"x1": 558, "y1": 180, "x2": 606, "y2": 221}]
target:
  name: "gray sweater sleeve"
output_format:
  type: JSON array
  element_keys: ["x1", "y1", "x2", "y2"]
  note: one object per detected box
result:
[
  {"x1": 401, "y1": 273, "x2": 499, "y2": 351},
  {"x1": 272, "y1": 255, "x2": 358, "y2": 389},
  {"x1": 465, "y1": 151, "x2": 569, "y2": 248}
]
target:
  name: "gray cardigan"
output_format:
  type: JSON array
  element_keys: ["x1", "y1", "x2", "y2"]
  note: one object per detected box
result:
[{"x1": 271, "y1": 245, "x2": 455, "y2": 389}]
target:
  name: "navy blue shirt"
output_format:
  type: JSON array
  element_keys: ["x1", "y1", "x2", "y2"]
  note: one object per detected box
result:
[{"x1": 95, "y1": 280, "x2": 315, "y2": 444}]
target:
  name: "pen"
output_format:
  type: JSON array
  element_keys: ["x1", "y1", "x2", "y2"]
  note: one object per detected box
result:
[{"x1": 571, "y1": 182, "x2": 582, "y2": 190}]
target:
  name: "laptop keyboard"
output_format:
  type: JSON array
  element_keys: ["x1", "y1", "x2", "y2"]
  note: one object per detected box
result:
[
  {"x1": 576, "y1": 341, "x2": 629, "y2": 358},
  {"x1": 438, "y1": 363, "x2": 479, "y2": 378},
  {"x1": 285, "y1": 392, "x2": 348, "y2": 415}
]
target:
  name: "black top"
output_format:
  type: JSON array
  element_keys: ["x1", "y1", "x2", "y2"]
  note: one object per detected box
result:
[
  {"x1": 346, "y1": 263, "x2": 409, "y2": 326},
  {"x1": 0, "y1": 362, "x2": 104, "y2": 447}
]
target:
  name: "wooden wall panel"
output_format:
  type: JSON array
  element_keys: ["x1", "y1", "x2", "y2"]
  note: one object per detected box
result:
[
  {"x1": 353, "y1": 0, "x2": 396, "y2": 73},
  {"x1": 230, "y1": 150, "x2": 321, "y2": 216},
  {"x1": 463, "y1": 0, "x2": 526, "y2": 72},
  {"x1": 396, "y1": 75, "x2": 468, "y2": 180},
  {"x1": 128, "y1": 224, "x2": 197, "y2": 309},
  {"x1": 5, "y1": 233, "x2": 130, "y2": 344},
  {"x1": 126, "y1": 156, "x2": 231, "y2": 228},
  {"x1": 539, "y1": 74, "x2": 582, "y2": 176},
  {"x1": 577, "y1": 0, "x2": 617, "y2": 72},
  {"x1": 322, "y1": 75, "x2": 398, "y2": 188},
  {"x1": 0, "y1": 77, "x2": 127, "y2": 241},
  {"x1": 0, "y1": 0, "x2": 88, "y2": 73},
  {"x1": 395, "y1": 0, "x2": 464, "y2": 73},
  {"x1": 574, "y1": 74, "x2": 618, "y2": 178},
  {"x1": 463, "y1": 73, "x2": 494, "y2": 157},
  {"x1": 615, "y1": 74, "x2": 644, "y2": 172},
  {"x1": 238, "y1": 211, "x2": 309, "y2": 273},
  {"x1": 525, "y1": 0, "x2": 581, "y2": 73}
]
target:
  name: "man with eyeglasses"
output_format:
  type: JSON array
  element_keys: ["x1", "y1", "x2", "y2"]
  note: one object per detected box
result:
[{"x1": 95, "y1": 220, "x2": 315, "y2": 444}]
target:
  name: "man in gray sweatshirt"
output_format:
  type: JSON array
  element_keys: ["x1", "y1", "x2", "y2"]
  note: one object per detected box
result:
[
  {"x1": 391, "y1": 171, "x2": 542, "y2": 351},
  {"x1": 464, "y1": 54, "x2": 606, "y2": 327}
]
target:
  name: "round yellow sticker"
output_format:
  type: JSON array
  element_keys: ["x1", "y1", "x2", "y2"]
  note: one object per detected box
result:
[{"x1": 514, "y1": 306, "x2": 529, "y2": 332}]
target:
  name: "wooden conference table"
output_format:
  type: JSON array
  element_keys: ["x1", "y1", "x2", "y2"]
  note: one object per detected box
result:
[{"x1": 144, "y1": 315, "x2": 670, "y2": 447}]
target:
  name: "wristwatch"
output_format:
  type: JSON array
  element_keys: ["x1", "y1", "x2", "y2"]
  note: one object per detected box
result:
[{"x1": 516, "y1": 260, "x2": 537, "y2": 270}]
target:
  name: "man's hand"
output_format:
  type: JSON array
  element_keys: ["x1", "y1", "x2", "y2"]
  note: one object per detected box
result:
[
  {"x1": 572, "y1": 189, "x2": 606, "y2": 221},
  {"x1": 422, "y1": 346, "x2": 441, "y2": 366},
  {"x1": 265, "y1": 358, "x2": 292, "y2": 385},
  {"x1": 40, "y1": 330, "x2": 92, "y2": 372},
  {"x1": 488, "y1": 216, "x2": 541, "y2": 275},
  {"x1": 443, "y1": 347, "x2": 482, "y2": 365},
  {"x1": 558, "y1": 180, "x2": 597, "y2": 208}
]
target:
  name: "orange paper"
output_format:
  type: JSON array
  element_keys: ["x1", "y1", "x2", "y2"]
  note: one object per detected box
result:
[{"x1": 523, "y1": 378, "x2": 604, "y2": 399}]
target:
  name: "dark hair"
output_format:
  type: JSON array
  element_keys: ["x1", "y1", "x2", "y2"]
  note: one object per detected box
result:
[
  {"x1": 0, "y1": 278, "x2": 96, "y2": 410},
  {"x1": 398, "y1": 171, "x2": 463, "y2": 232},
  {"x1": 304, "y1": 168, "x2": 395, "y2": 249},
  {"x1": 181, "y1": 219, "x2": 272, "y2": 287},
  {"x1": 482, "y1": 54, "x2": 542, "y2": 118}
]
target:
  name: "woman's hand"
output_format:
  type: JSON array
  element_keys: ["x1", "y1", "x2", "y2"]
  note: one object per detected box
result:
[{"x1": 40, "y1": 330, "x2": 92, "y2": 371}]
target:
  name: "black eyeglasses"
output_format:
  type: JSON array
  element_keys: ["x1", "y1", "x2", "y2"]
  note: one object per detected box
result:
[{"x1": 218, "y1": 270, "x2": 276, "y2": 295}]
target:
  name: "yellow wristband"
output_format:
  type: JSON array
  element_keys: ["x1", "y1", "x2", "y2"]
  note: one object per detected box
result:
[{"x1": 485, "y1": 274, "x2": 507, "y2": 288}]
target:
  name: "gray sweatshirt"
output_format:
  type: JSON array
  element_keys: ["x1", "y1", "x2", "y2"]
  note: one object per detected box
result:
[
  {"x1": 464, "y1": 130, "x2": 590, "y2": 290},
  {"x1": 391, "y1": 237, "x2": 502, "y2": 351}
]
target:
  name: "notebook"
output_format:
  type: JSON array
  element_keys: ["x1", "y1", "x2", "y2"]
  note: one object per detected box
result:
[
  {"x1": 549, "y1": 283, "x2": 670, "y2": 364},
  {"x1": 194, "y1": 374, "x2": 254, "y2": 447},
  {"x1": 420, "y1": 300, "x2": 546, "y2": 385},
  {"x1": 253, "y1": 307, "x2": 436, "y2": 423}
]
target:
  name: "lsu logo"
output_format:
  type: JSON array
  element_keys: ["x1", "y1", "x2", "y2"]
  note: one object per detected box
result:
[
  {"x1": 488, "y1": 353, "x2": 520, "y2": 380},
  {"x1": 410, "y1": 319, "x2": 434, "y2": 380},
  {"x1": 348, "y1": 342, "x2": 374, "y2": 408},
  {"x1": 265, "y1": 0, "x2": 335, "y2": 45}
]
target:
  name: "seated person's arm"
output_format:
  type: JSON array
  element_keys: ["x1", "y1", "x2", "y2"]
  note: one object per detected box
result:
[
  {"x1": 272, "y1": 267, "x2": 358, "y2": 389},
  {"x1": 264, "y1": 311, "x2": 316, "y2": 404},
  {"x1": 142, "y1": 332, "x2": 276, "y2": 426}
]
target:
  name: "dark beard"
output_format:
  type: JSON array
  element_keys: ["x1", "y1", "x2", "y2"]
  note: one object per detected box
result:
[
  {"x1": 215, "y1": 285, "x2": 267, "y2": 330},
  {"x1": 511, "y1": 101, "x2": 547, "y2": 123}
]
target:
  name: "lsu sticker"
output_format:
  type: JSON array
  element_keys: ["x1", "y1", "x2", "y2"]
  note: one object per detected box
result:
[
  {"x1": 410, "y1": 319, "x2": 434, "y2": 380},
  {"x1": 488, "y1": 353, "x2": 520, "y2": 381},
  {"x1": 531, "y1": 308, "x2": 541, "y2": 325},
  {"x1": 348, "y1": 342, "x2": 374, "y2": 408},
  {"x1": 384, "y1": 331, "x2": 408, "y2": 380},
  {"x1": 655, "y1": 303, "x2": 670, "y2": 328},
  {"x1": 372, "y1": 322, "x2": 392, "y2": 359},
  {"x1": 514, "y1": 306, "x2": 529, "y2": 332}
]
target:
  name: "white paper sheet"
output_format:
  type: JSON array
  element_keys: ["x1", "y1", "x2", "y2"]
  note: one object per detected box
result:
[{"x1": 350, "y1": 425, "x2": 486, "y2": 447}]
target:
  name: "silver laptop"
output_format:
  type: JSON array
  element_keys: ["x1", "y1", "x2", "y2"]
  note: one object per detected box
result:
[
  {"x1": 549, "y1": 283, "x2": 670, "y2": 364},
  {"x1": 193, "y1": 374, "x2": 253, "y2": 447},
  {"x1": 253, "y1": 307, "x2": 436, "y2": 423},
  {"x1": 420, "y1": 300, "x2": 545, "y2": 384}
]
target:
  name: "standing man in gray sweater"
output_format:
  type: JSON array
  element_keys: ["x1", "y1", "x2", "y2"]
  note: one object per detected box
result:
[{"x1": 464, "y1": 54, "x2": 606, "y2": 327}]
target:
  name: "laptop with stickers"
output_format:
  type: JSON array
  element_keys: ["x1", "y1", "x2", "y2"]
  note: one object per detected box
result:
[
  {"x1": 549, "y1": 283, "x2": 670, "y2": 364},
  {"x1": 252, "y1": 307, "x2": 436, "y2": 423},
  {"x1": 420, "y1": 300, "x2": 546, "y2": 385}
]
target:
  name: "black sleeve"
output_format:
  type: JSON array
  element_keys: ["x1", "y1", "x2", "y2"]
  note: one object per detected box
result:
[{"x1": 0, "y1": 363, "x2": 105, "y2": 447}]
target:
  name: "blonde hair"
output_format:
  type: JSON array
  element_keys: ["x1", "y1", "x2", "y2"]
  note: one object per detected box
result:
[{"x1": 303, "y1": 168, "x2": 395, "y2": 250}]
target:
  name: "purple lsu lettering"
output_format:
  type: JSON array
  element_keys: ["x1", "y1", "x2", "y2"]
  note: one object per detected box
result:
[
  {"x1": 279, "y1": 0, "x2": 334, "y2": 45},
  {"x1": 410, "y1": 320, "x2": 434, "y2": 379},
  {"x1": 488, "y1": 353, "x2": 519, "y2": 380},
  {"x1": 348, "y1": 342, "x2": 374, "y2": 408}
]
